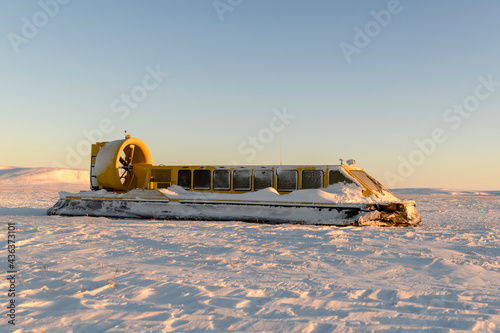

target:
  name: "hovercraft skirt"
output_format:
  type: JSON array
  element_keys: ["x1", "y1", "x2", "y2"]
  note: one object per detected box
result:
[{"x1": 47, "y1": 197, "x2": 420, "y2": 227}]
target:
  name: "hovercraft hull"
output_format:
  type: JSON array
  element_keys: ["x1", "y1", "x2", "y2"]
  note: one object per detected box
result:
[{"x1": 47, "y1": 195, "x2": 421, "y2": 227}]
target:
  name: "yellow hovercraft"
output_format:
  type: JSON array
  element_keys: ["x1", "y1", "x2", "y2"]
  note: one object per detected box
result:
[{"x1": 47, "y1": 136, "x2": 421, "y2": 226}]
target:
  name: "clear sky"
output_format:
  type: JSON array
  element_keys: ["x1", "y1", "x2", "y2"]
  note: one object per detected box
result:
[{"x1": 1, "y1": 0, "x2": 499, "y2": 190}]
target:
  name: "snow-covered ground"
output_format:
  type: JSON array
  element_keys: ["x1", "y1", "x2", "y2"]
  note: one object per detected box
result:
[{"x1": 1, "y1": 167, "x2": 499, "y2": 332}]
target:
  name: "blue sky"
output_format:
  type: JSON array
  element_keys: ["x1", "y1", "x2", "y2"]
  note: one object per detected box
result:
[{"x1": 1, "y1": 0, "x2": 499, "y2": 190}]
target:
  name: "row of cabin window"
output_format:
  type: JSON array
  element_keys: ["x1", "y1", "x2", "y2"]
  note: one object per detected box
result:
[{"x1": 177, "y1": 169, "x2": 353, "y2": 191}]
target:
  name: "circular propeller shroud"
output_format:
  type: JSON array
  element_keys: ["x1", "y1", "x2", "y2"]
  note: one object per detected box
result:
[{"x1": 94, "y1": 138, "x2": 152, "y2": 191}]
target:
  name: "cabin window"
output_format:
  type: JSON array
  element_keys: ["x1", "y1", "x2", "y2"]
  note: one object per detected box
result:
[
  {"x1": 302, "y1": 170, "x2": 323, "y2": 189},
  {"x1": 178, "y1": 170, "x2": 191, "y2": 189},
  {"x1": 193, "y1": 170, "x2": 211, "y2": 190},
  {"x1": 213, "y1": 170, "x2": 230, "y2": 191},
  {"x1": 349, "y1": 170, "x2": 384, "y2": 191},
  {"x1": 277, "y1": 170, "x2": 297, "y2": 191},
  {"x1": 254, "y1": 170, "x2": 273, "y2": 190},
  {"x1": 233, "y1": 170, "x2": 251, "y2": 191},
  {"x1": 329, "y1": 170, "x2": 354, "y2": 185}
]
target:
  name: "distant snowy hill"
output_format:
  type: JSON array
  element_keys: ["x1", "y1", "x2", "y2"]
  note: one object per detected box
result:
[
  {"x1": 0, "y1": 165, "x2": 90, "y2": 191},
  {"x1": 391, "y1": 188, "x2": 500, "y2": 196}
]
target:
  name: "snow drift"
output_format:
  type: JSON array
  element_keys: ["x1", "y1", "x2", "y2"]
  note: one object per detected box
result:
[{"x1": 0, "y1": 165, "x2": 89, "y2": 191}]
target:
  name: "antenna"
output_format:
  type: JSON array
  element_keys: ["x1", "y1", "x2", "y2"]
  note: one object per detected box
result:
[{"x1": 280, "y1": 119, "x2": 283, "y2": 166}]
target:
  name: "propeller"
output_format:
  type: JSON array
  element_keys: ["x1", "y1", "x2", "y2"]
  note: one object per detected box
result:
[{"x1": 118, "y1": 145, "x2": 136, "y2": 186}]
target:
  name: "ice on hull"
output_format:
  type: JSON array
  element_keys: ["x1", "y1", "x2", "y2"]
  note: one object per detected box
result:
[{"x1": 47, "y1": 197, "x2": 420, "y2": 227}]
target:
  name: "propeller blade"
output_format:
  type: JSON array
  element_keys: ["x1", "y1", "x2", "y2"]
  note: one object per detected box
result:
[
  {"x1": 128, "y1": 145, "x2": 135, "y2": 165},
  {"x1": 119, "y1": 156, "x2": 129, "y2": 167}
]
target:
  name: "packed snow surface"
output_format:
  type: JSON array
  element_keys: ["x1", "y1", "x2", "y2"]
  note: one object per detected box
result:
[{"x1": 1, "y1": 167, "x2": 499, "y2": 332}]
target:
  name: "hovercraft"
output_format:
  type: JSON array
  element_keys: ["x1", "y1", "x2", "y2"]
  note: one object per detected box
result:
[{"x1": 47, "y1": 136, "x2": 421, "y2": 226}]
